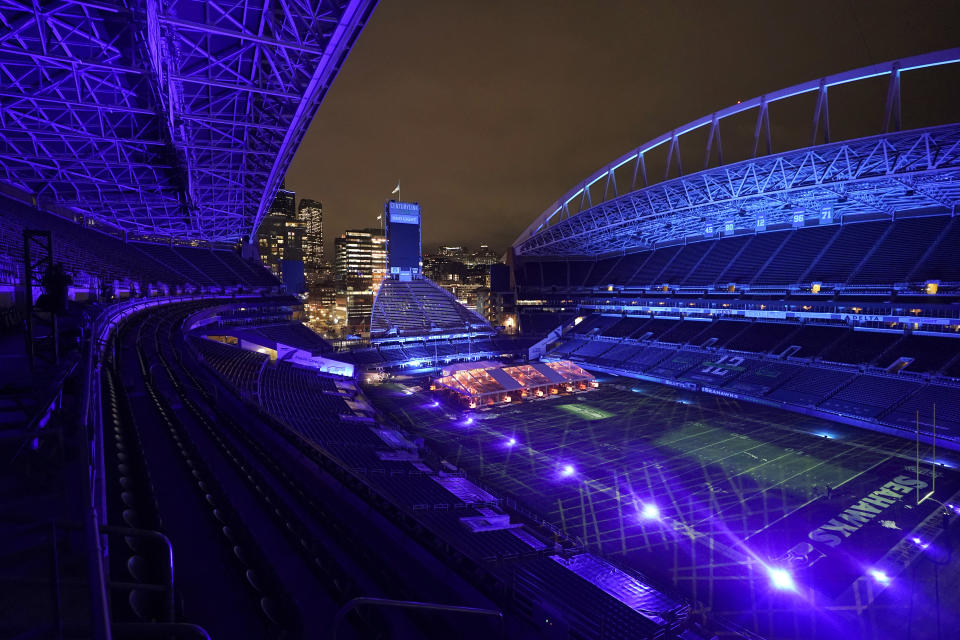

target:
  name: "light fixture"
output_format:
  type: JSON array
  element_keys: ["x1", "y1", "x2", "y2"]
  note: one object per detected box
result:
[
  {"x1": 868, "y1": 569, "x2": 891, "y2": 585},
  {"x1": 641, "y1": 503, "x2": 661, "y2": 520},
  {"x1": 768, "y1": 567, "x2": 796, "y2": 591}
]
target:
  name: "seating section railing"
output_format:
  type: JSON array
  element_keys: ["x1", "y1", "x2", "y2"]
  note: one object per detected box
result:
[{"x1": 549, "y1": 314, "x2": 960, "y2": 440}]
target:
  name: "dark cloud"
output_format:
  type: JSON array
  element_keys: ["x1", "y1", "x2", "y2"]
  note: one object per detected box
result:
[{"x1": 287, "y1": 0, "x2": 960, "y2": 256}]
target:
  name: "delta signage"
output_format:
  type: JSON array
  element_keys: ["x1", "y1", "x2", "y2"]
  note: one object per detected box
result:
[{"x1": 751, "y1": 460, "x2": 960, "y2": 598}]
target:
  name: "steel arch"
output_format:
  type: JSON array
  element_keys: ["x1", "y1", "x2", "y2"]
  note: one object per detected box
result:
[
  {"x1": 518, "y1": 125, "x2": 960, "y2": 256},
  {"x1": 514, "y1": 48, "x2": 960, "y2": 256},
  {"x1": 0, "y1": 0, "x2": 376, "y2": 243}
]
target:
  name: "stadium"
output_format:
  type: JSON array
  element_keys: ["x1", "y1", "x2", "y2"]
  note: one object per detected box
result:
[{"x1": 1, "y1": 2, "x2": 959, "y2": 639}]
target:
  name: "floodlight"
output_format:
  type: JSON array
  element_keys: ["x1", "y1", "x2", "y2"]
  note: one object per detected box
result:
[
  {"x1": 768, "y1": 567, "x2": 795, "y2": 591},
  {"x1": 868, "y1": 569, "x2": 891, "y2": 585}
]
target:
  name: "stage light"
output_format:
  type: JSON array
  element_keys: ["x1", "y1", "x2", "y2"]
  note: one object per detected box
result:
[
  {"x1": 869, "y1": 569, "x2": 891, "y2": 585},
  {"x1": 560, "y1": 464, "x2": 575, "y2": 477},
  {"x1": 910, "y1": 536, "x2": 929, "y2": 550},
  {"x1": 464, "y1": 417, "x2": 474, "y2": 425},
  {"x1": 507, "y1": 437, "x2": 517, "y2": 447},
  {"x1": 641, "y1": 503, "x2": 661, "y2": 520},
  {"x1": 767, "y1": 567, "x2": 796, "y2": 591},
  {"x1": 431, "y1": 401, "x2": 440, "y2": 407}
]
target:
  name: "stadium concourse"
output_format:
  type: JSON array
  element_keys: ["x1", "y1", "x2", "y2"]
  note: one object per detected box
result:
[{"x1": 1, "y1": 1, "x2": 960, "y2": 637}]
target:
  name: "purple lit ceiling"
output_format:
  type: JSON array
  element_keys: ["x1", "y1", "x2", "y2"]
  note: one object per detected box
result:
[{"x1": 0, "y1": 0, "x2": 376, "y2": 242}]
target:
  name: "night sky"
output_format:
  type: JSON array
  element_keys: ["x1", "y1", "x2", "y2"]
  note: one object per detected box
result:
[{"x1": 287, "y1": 0, "x2": 960, "y2": 256}]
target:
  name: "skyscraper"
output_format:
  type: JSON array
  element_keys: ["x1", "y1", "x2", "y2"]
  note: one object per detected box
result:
[
  {"x1": 271, "y1": 183, "x2": 296, "y2": 218},
  {"x1": 257, "y1": 183, "x2": 303, "y2": 277},
  {"x1": 334, "y1": 228, "x2": 385, "y2": 330},
  {"x1": 297, "y1": 198, "x2": 324, "y2": 283}
]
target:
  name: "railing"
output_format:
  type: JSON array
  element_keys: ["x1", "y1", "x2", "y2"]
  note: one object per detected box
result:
[
  {"x1": 554, "y1": 332, "x2": 960, "y2": 435},
  {"x1": 101, "y1": 526, "x2": 176, "y2": 624},
  {"x1": 330, "y1": 597, "x2": 504, "y2": 640}
]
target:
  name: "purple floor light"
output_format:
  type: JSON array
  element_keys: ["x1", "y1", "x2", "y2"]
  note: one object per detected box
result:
[
  {"x1": 641, "y1": 503, "x2": 661, "y2": 520},
  {"x1": 767, "y1": 567, "x2": 796, "y2": 591},
  {"x1": 868, "y1": 569, "x2": 891, "y2": 585}
]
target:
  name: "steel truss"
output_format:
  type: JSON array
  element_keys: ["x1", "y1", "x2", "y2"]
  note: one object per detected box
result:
[
  {"x1": 515, "y1": 48, "x2": 960, "y2": 257},
  {"x1": 518, "y1": 125, "x2": 960, "y2": 256},
  {"x1": 0, "y1": 0, "x2": 375, "y2": 243}
]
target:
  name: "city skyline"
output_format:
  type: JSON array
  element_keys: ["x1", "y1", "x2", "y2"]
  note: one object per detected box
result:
[
  {"x1": 281, "y1": 189, "x2": 511, "y2": 258},
  {"x1": 285, "y1": 0, "x2": 960, "y2": 253}
]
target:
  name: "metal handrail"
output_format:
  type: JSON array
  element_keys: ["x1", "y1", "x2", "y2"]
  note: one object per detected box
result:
[
  {"x1": 101, "y1": 525, "x2": 176, "y2": 623},
  {"x1": 112, "y1": 622, "x2": 211, "y2": 639},
  {"x1": 330, "y1": 597, "x2": 504, "y2": 640}
]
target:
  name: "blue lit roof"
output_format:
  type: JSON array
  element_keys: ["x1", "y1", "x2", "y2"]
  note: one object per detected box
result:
[
  {"x1": 514, "y1": 48, "x2": 960, "y2": 256},
  {"x1": 0, "y1": 0, "x2": 375, "y2": 243}
]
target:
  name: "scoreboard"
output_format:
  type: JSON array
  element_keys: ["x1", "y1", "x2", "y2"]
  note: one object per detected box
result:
[{"x1": 385, "y1": 200, "x2": 422, "y2": 279}]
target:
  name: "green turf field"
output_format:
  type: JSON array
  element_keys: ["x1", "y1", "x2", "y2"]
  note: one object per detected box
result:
[
  {"x1": 367, "y1": 377, "x2": 960, "y2": 640},
  {"x1": 556, "y1": 402, "x2": 614, "y2": 420}
]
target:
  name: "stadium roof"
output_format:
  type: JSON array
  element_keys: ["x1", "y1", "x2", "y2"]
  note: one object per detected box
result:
[
  {"x1": 514, "y1": 48, "x2": 960, "y2": 257},
  {"x1": 0, "y1": 0, "x2": 375, "y2": 244}
]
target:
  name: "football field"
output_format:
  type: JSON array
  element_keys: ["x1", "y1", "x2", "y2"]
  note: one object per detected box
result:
[{"x1": 369, "y1": 377, "x2": 960, "y2": 640}]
